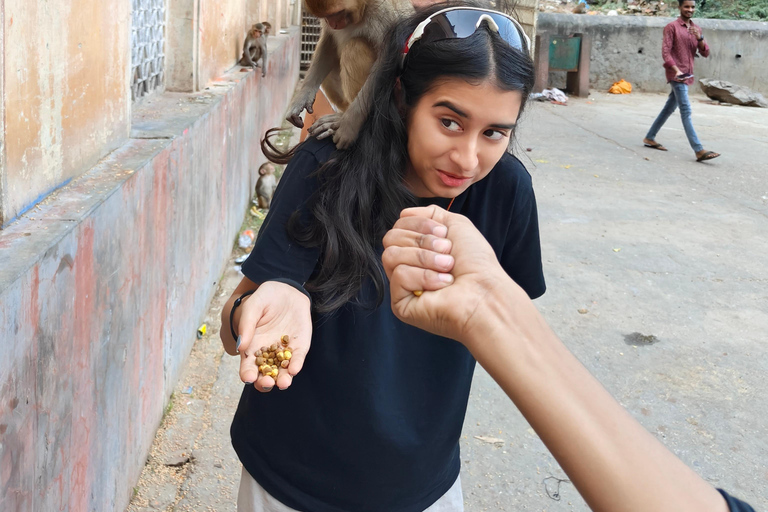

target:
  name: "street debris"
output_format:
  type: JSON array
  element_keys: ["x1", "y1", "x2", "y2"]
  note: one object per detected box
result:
[
  {"x1": 609, "y1": 79, "x2": 632, "y2": 94},
  {"x1": 699, "y1": 79, "x2": 767, "y2": 108},
  {"x1": 238, "y1": 229, "x2": 255, "y2": 248},
  {"x1": 578, "y1": 308, "x2": 589, "y2": 314},
  {"x1": 197, "y1": 324, "x2": 207, "y2": 339},
  {"x1": 474, "y1": 435, "x2": 505, "y2": 445},
  {"x1": 543, "y1": 476, "x2": 571, "y2": 501},
  {"x1": 624, "y1": 332, "x2": 660, "y2": 346}
]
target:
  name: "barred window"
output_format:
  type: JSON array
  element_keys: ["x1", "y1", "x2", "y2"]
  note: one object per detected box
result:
[
  {"x1": 301, "y1": 13, "x2": 321, "y2": 71},
  {"x1": 131, "y1": 0, "x2": 166, "y2": 100}
]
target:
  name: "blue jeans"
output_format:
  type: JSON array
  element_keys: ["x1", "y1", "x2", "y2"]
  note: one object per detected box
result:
[{"x1": 646, "y1": 82, "x2": 704, "y2": 153}]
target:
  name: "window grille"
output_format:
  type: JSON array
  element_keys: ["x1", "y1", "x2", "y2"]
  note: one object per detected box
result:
[
  {"x1": 131, "y1": 0, "x2": 165, "y2": 100},
  {"x1": 301, "y1": 13, "x2": 322, "y2": 71}
]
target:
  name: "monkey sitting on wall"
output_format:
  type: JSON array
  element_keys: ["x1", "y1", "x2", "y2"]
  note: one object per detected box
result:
[
  {"x1": 255, "y1": 162, "x2": 277, "y2": 209},
  {"x1": 239, "y1": 23, "x2": 267, "y2": 77},
  {"x1": 285, "y1": 0, "x2": 414, "y2": 149}
]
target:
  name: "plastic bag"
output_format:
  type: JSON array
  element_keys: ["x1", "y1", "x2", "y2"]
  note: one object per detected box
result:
[{"x1": 609, "y1": 79, "x2": 632, "y2": 94}]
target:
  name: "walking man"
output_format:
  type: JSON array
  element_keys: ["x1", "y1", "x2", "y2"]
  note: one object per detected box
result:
[{"x1": 643, "y1": 0, "x2": 720, "y2": 162}]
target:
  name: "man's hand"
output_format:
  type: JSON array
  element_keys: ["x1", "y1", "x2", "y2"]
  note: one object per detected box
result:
[
  {"x1": 382, "y1": 206, "x2": 513, "y2": 345},
  {"x1": 687, "y1": 24, "x2": 701, "y2": 39},
  {"x1": 236, "y1": 281, "x2": 312, "y2": 392}
]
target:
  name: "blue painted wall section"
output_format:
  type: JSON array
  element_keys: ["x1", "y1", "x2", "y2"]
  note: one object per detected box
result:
[{"x1": 0, "y1": 29, "x2": 300, "y2": 512}]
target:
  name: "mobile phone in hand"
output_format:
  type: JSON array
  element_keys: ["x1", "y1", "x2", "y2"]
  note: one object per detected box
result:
[{"x1": 677, "y1": 73, "x2": 694, "y2": 81}]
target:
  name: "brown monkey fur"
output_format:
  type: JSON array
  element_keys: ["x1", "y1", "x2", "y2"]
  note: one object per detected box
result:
[
  {"x1": 261, "y1": 21, "x2": 272, "y2": 38},
  {"x1": 285, "y1": 0, "x2": 413, "y2": 149},
  {"x1": 239, "y1": 23, "x2": 268, "y2": 77},
  {"x1": 255, "y1": 162, "x2": 277, "y2": 209}
]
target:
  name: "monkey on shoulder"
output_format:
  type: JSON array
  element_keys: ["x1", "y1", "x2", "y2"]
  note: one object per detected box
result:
[
  {"x1": 285, "y1": 0, "x2": 414, "y2": 148},
  {"x1": 255, "y1": 162, "x2": 277, "y2": 209},
  {"x1": 240, "y1": 23, "x2": 267, "y2": 77}
]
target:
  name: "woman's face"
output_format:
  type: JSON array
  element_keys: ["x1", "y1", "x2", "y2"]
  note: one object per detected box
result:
[{"x1": 405, "y1": 78, "x2": 523, "y2": 198}]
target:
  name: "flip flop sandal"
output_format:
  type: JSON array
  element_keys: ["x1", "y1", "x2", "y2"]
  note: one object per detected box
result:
[
  {"x1": 644, "y1": 141, "x2": 668, "y2": 151},
  {"x1": 696, "y1": 151, "x2": 720, "y2": 162}
]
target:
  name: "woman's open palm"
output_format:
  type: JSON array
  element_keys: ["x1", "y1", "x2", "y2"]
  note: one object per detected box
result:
[{"x1": 236, "y1": 281, "x2": 313, "y2": 392}]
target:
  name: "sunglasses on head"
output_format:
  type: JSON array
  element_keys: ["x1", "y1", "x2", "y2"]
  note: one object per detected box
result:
[{"x1": 402, "y1": 7, "x2": 531, "y2": 64}]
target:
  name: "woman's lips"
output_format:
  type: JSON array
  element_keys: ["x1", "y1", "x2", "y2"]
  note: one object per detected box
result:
[{"x1": 436, "y1": 170, "x2": 471, "y2": 187}]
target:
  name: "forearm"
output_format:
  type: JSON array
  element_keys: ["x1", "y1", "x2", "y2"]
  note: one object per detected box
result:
[{"x1": 468, "y1": 279, "x2": 728, "y2": 512}]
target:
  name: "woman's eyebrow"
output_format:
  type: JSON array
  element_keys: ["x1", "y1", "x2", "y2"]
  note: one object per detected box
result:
[
  {"x1": 433, "y1": 101, "x2": 516, "y2": 130},
  {"x1": 433, "y1": 101, "x2": 468, "y2": 118}
]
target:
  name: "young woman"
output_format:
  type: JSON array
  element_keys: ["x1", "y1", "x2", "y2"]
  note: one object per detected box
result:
[{"x1": 221, "y1": 4, "x2": 544, "y2": 511}]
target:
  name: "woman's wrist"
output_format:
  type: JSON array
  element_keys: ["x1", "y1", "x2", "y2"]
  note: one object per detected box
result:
[{"x1": 461, "y1": 274, "x2": 539, "y2": 356}]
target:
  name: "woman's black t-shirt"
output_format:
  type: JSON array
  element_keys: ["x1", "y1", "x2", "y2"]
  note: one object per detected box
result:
[{"x1": 232, "y1": 137, "x2": 546, "y2": 512}]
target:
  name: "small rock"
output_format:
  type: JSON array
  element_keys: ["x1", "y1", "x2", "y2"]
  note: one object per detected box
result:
[{"x1": 578, "y1": 308, "x2": 589, "y2": 314}]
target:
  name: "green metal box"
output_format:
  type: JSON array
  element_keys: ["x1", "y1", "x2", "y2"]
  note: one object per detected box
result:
[{"x1": 549, "y1": 36, "x2": 582, "y2": 72}]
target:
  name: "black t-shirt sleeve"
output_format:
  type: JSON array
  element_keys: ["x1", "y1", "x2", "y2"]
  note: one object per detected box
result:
[
  {"x1": 241, "y1": 148, "x2": 322, "y2": 286},
  {"x1": 498, "y1": 168, "x2": 546, "y2": 300},
  {"x1": 718, "y1": 490, "x2": 757, "y2": 512}
]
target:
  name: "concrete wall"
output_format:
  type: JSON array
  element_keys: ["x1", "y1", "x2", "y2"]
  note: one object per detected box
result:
[
  {"x1": 0, "y1": 28, "x2": 300, "y2": 512},
  {"x1": 199, "y1": 0, "x2": 249, "y2": 91},
  {"x1": 1, "y1": 0, "x2": 132, "y2": 226},
  {"x1": 537, "y1": 13, "x2": 768, "y2": 95}
]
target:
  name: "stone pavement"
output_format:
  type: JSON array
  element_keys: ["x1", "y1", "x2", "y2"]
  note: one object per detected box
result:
[{"x1": 127, "y1": 92, "x2": 768, "y2": 511}]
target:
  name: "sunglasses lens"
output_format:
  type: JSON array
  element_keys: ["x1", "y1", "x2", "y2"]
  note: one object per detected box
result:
[{"x1": 420, "y1": 10, "x2": 527, "y2": 52}]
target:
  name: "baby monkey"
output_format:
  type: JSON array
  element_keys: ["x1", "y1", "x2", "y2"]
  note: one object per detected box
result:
[
  {"x1": 255, "y1": 162, "x2": 277, "y2": 209},
  {"x1": 240, "y1": 23, "x2": 267, "y2": 77}
]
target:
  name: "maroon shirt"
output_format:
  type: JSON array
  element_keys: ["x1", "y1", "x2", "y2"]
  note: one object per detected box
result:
[{"x1": 662, "y1": 17, "x2": 709, "y2": 85}]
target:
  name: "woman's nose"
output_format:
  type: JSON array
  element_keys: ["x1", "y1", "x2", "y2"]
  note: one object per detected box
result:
[{"x1": 449, "y1": 137, "x2": 479, "y2": 173}]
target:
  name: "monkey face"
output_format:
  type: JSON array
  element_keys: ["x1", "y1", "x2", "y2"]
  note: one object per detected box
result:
[
  {"x1": 404, "y1": 78, "x2": 522, "y2": 198},
  {"x1": 309, "y1": 0, "x2": 359, "y2": 29}
]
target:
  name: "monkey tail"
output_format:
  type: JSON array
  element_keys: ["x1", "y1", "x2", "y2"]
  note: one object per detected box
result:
[{"x1": 261, "y1": 127, "x2": 298, "y2": 165}]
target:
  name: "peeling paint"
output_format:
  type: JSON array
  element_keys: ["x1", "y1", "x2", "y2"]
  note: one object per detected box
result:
[{"x1": 0, "y1": 31, "x2": 301, "y2": 511}]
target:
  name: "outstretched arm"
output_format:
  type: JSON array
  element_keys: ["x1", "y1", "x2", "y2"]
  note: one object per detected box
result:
[{"x1": 382, "y1": 206, "x2": 731, "y2": 512}]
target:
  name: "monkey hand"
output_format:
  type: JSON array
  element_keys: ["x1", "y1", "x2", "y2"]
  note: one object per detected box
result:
[
  {"x1": 307, "y1": 114, "x2": 341, "y2": 141},
  {"x1": 382, "y1": 206, "x2": 516, "y2": 348},
  {"x1": 333, "y1": 109, "x2": 364, "y2": 150},
  {"x1": 286, "y1": 91, "x2": 316, "y2": 129},
  {"x1": 236, "y1": 281, "x2": 313, "y2": 392}
]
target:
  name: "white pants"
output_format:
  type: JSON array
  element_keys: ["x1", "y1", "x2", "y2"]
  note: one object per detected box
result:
[{"x1": 237, "y1": 467, "x2": 464, "y2": 512}]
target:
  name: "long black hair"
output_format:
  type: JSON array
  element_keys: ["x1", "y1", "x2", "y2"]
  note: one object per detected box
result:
[{"x1": 262, "y1": 1, "x2": 535, "y2": 313}]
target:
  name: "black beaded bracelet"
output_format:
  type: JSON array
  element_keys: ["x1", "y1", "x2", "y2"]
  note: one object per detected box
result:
[{"x1": 230, "y1": 289, "x2": 256, "y2": 342}]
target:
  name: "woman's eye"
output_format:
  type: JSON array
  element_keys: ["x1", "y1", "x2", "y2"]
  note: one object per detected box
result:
[
  {"x1": 441, "y1": 119, "x2": 461, "y2": 131},
  {"x1": 484, "y1": 129, "x2": 506, "y2": 141}
]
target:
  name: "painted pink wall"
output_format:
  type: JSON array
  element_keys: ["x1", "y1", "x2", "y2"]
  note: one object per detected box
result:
[{"x1": 0, "y1": 30, "x2": 300, "y2": 512}]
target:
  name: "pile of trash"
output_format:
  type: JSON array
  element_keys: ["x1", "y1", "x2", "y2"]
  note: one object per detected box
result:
[{"x1": 531, "y1": 88, "x2": 569, "y2": 105}]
